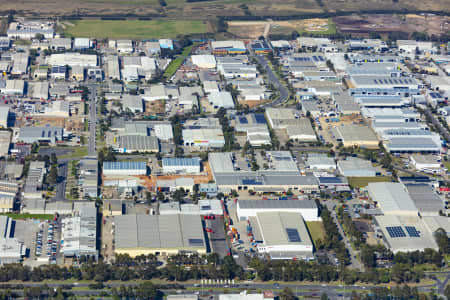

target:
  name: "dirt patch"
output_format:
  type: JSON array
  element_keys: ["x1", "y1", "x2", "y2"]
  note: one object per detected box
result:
[{"x1": 334, "y1": 13, "x2": 450, "y2": 37}]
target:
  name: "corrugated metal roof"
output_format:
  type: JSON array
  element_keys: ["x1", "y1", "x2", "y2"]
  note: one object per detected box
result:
[{"x1": 239, "y1": 199, "x2": 317, "y2": 209}]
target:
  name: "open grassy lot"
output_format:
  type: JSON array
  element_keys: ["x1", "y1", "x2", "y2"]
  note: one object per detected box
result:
[
  {"x1": 58, "y1": 146, "x2": 88, "y2": 159},
  {"x1": 306, "y1": 221, "x2": 326, "y2": 247},
  {"x1": 347, "y1": 176, "x2": 392, "y2": 188},
  {"x1": 64, "y1": 19, "x2": 209, "y2": 39},
  {"x1": 163, "y1": 45, "x2": 193, "y2": 79},
  {"x1": 0, "y1": 213, "x2": 54, "y2": 220}
]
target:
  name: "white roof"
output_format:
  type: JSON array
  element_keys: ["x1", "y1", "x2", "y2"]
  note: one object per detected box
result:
[
  {"x1": 191, "y1": 55, "x2": 216, "y2": 68},
  {"x1": 368, "y1": 182, "x2": 417, "y2": 214},
  {"x1": 208, "y1": 91, "x2": 234, "y2": 108}
]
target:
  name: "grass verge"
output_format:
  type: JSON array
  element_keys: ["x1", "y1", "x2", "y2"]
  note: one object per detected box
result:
[{"x1": 347, "y1": 176, "x2": 392, "y2": 188}]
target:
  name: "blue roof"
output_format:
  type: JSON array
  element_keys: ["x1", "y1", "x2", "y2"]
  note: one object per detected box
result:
[
  {"x1": 103, "y1": 161, "x2": 146, "y2": 170},
  {"x1": 162, "y1": 157, "x2": 200, "y2": 167},
  {"x1": 254, "y1": 114, "x2": 266, "y2": 124}
]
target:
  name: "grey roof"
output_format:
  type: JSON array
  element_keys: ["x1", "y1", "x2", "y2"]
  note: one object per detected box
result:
[
  {"x1": 239, "y1": 199, "x2": 317, "y2": 210},
  {"x1": 115, "y1": 214, "x2": 205, "y2": 250},
  {"x1": 117, "y1": 135, "x2": 159, "y2": 151},
  {"x1": 405, "y1": 183, "x2": 443, "y2": 213},
  {"x1": 256, "y1": 211, "x2": 312, "y2": 247},
  {"x1": 368, "y1": 182, "x2": 417, "y2": 213}
]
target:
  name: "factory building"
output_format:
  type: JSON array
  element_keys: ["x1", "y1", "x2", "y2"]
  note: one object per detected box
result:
[
  {"x1": 331, "y1": 124, "x2": 379, "y2": 148},
  {"x1": 0, "y1": 216, "x2": 25, "y2": 264},
  {"x1": 182, "y1": 128, "x2": 225, "y2": 149},
  {"x1": 162, "y1": 157, "x2": 201, "y2": 174},
  {"x1": 350, "y1": 76, "x2": 420, "y2": 90},
  {"x1": 252, "y1": 212, "x2": 314, "y2": 260},
  {"x1": 237, "y1": 200, "x2": 319, "y2": 222},
  {"x1": 60, "y1": 203, "x2": 98, "y2": 258},
  {"x1": 115, "y1": 135, "x2": 159, "y2": 153},
  {"x1": 114, "y1": 214, "x2": 207, "y2": 257},
  {"x1": 18, "y1": 126, "x2": 63, "y2": 144},
  {"x1": 368, "y1": 182, "x2": 418, "y2": 216},
  {"x1": 374, "y1": 215, "x2": 438, "y2": 253},
  {"x1": 404, "y1": 183, "x2": 444, "y2": 217},
  {"x1": 337, "y1": 157, "x2": 377, "y2": 177},
  {"x1": 410, "y1": 155, "x2": 443, "y2": 174},
  {"x1": 211, "y1": 41, "x2": 246, "y2": 55},
  {"x1": 103, "y1": 161, "x2": 147, "y2": 176}
]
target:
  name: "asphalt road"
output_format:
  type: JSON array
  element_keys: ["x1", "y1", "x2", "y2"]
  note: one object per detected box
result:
[
  {"x1": 52, "y1": 162, "x2": 68, "y2": 201},
  {"x1": 254, "y1": 55, "x2": 289, "y2": 108},
  {"x1": 4, "y1": 277, "x2": 446, "y2": 299},
  {"x1": 88, "y1": 85, "x2": 97, "y2": 157}
]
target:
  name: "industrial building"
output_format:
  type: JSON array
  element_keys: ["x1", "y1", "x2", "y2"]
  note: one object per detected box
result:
[
  {"x1": 209, "y1": 152, "x2": 318, "y2": 193},
  {"x1": 211, "y1": 41, "x2": 246, "y2": 55},
  {"x1": 337, "y1": 157, "x2": 377, "y2": 177},
  {"x1": 18, "y1": 126, "x2": 63, "y2": 144},
  {"x1": 405, "y1": 183, "x2": 444, "y2": 216},
  {"x1": 159, "y1": 199, "x2": 223, "y2": 216},
  {"x1": 384, "y1": 138, "x2": 441, "y2": 153},
  {"x1": 0, "y1": 216, "x2": 25, "y2": 264},
  {"x1": 60, "y1": 203, "x2": 98, "y2": 258},
  {"x1": 306, "y1": 153, "x2": 336, "y2": 171},
  {"x1": 122, "y1": 94, "x2": 143, "y2": 113},
  {"x1": 115, "y1": 135, "x2": 159, "y2": 153},
  {"x1": 79, "y1": 158, "x2": 98, "y2": 199},
  {"x1": 234, "y1": 113, "x2": 271, "y2": 146},
  {"x1": 46, "y1": 53, "x2": 97, "y2": 67},
  {"x1": 162, "y1": 157, "x2": 201, "y2": 174},
  {"x1": 182, "y1": 128, "x2": 225, "y2": 148},
  {"x1": 252, "y1": 212, "x2": 314, "y2": 260},
  {"x1": 237, "y1": 200, "x2": 319, "y2": 221},
  {"x1": 103, "y1": 161, "x2": 147, "y2": 176},
  {"x1": 208, "y1": 91, "x2": 235, "y2": 109},
  {"x1": 331, "y1": 124, "x2": 379, "y2": 148},
  {"x1": 410, "y1": 155, "x2": 443, "y2": 174},
  {"x1": 368, "y1": 182, "x2": 418, "y2": 216},
  {"x1": 265, "y1": 108, "x2": 316, "y2": 141},
  {"x1": 350, "y1": 76, "x2": 420, "y2": 90},
  {"x1": 374, "y1": 215, "x2": 438, "y2": 253},
  {"x1": 114, "y1": 214, "x2": 207, "y2": 257},
  {"x1": 191, "y1": 55, "x2": 216, "y2": 68}
]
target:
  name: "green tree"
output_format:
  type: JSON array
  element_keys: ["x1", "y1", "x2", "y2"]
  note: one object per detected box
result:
[
  {"x1": 279, "y1": 287, "x2": 296, "y2": 300},
  {"x1": 47, "y1": 164, "x2": 58, "y2": 185}
]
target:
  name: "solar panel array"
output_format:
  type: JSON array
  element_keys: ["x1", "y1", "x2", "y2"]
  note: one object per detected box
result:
[
  {"x1": 373, "y1": 78, "x2": 414, "y2": 85},
  {"x1": 405, "y1": 226, "x2": 421, "y2": 238},
  {"x1": 286, "y1": 228, "x2": 301, "y2": 243},
  {"x1": 386, "y1": 226, "x2": 406, "y2": 238},
  {"x1": 239, "y1": 116, "x2": 248, "y2": 124},
  {"x1": 254, "y1": 114, "x2": 266, "y2": 124}
]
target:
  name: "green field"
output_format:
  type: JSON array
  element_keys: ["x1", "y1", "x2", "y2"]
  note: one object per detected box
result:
[
  {"x1": 163, "y1": 45, "x2": 193, "y2": 79},
  {"x1": 306, "y1": 221, "x2": 326, "y2": 247},
  {"x1": 58, "y1": 146, "x2": 89, "y2": 159},
  {"x1": 64, "y1": 19, "x2": 209, "y2": 39},
  {"x1": 0, "y1": 213, "x2": 54, "y2": 220},
  {"x1": 347, "y1": 176, "x2": 392, "y2": 188}
]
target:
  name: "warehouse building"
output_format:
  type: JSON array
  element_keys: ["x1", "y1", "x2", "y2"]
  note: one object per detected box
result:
[
  {"x1": 209, "y1": 152, "x2": 318, "y2": 193},
  {"x1": 103, "y1": 161, "x2": 147, "y2": 176},
  {"x1": 211, "y1": 41, "x2": 246, "y2": 55},
  {"x1": 350, "y1": 76, "x2": 420, "y2": 89},
  {"x1": 253, "y1": 212, "x2": 314, "y2": 260},
  {"x1": 162, "y1": 157, "x2": 201, "y2": 174},
  {"x1": 237, "y1": 200, "x2": 319, "y2": 221},
  {"x1": 115, "y1": 135, "x2": 159, "y2": 153},
  {"x1": 208, "y1": 91, "x2": 235, "y2": 109},
  {"x1": 422, "y1": 216, "x2": 450, "y2": 237},
  {"x1": 410, "y1": 155, "x2": 442, "y2": 174},
  {"x1": 368, "y1": 182, "x2": 418, "y2": 216},
  {"x1": 160, "y1": 199, "x2": 223, "y2": 216},
  {"x1": 306, "y1": 153, "x2": 336, "y2": 171},
  {"x1": 122, "y1": 94, "x2": 144, "y2": 113},
  {"x1": 337, "y1": 157, "x2": 377, "y2": 177},
  {"x1": 384, "y1": 138, "x2": 441, "y2": 153},
  {"x1": 182, "y1": 128, "x2": 225, "y2": 148},
  {"x1": 191, "y1": 55, "x2": 216, "y2": 69},
  {"x1": 0, "y1": 216, "x2": 25, "y2": 264},
  {"x1": 374, "y1": 215, "x2": 438, "y2": 253},
  {"x1": 79, "y1": 158, "x2": 98, "y2": 199},
  {"x1": 46, "y1": 53, "x2": 97, "y2": 67},
  {"x1": 332, "y1": 124, "x2": 379, "y2": 148},
  {"x1": 60, "y1": 203, "x2": 98, "y2": 258},
  {"x1": 18, "y1": 126, "x2": 63, "y2": 144},
  {"x1": 3, "y1": 80, "x2": 25, "y2": 95},
  {"x1": 114, "y1": 214, "x2": 207, "y2": 257},
  {"x1": 0, "y1": 131, "x2": 11, "y2": 157},
  {"x1": 405, "y1": 183, "x2": 444, "y2": 216},
  {"x1": 235, "y1": 113, "x2": 271, "y2": 146}
]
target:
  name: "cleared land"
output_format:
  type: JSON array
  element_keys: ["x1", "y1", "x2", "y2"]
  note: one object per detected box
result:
[
  {"x1": 64, "y1": 20, "x2": 209, "y2": 39},
  {"x1": 228, "y1": 18, "x2": 336, "y2": 38},
  {"x1": 306, "y1": 221, "x2": 326, "y2": 247},
  {"x1": 347, "y1": 176, "x2": 392, "y2": 188}
]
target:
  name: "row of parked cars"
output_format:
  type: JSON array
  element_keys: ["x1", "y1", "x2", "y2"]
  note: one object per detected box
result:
[{"x1": 35, "y1": 221, "x2": 58, "y2": 263}]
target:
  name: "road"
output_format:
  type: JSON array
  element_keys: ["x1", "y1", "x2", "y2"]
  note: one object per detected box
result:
[
  {"x1": 254, "y1": 55, "x2": 289, "y2": 108},
  {"x1": 88, "y1": 85, "x2": 98, "y2": 157},
  {"x1": 330, "y1": 209, "x2": 364, "y2": 272},
  {"x1": 52, "y1": 162, "x2": 68, "y2": 201},
  {"x1": 424, "y1": 108, "x2": 450, "y2": 143},
  {"x1": 3, "y1": 277, "x2": 446, "y2": 299}
]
